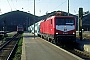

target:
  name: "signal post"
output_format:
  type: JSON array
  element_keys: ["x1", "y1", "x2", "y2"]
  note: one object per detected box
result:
[{"x1": 79, "y1": 8, "x2": 83, "y2": 40}]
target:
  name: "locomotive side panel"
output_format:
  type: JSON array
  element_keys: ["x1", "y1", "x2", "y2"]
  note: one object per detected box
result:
[
  {"x1": 40, "y1": 22, "x2": 43, "y2": 34},
  {"x1": 49, "y1": 17, "x2": 55, "y2": 35}
]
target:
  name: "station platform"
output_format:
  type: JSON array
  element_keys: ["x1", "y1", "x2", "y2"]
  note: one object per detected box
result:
[{"x1": 21, "y1": 32, "x2": 83, "y2": 60}]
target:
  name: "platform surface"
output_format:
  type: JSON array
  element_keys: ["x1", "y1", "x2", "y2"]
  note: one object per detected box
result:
[{"x1": 21, "y1": 32, "x2": 83, "y2": 60}]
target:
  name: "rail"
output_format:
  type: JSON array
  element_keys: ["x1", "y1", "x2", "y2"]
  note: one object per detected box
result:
[{"x1": 0, "y1": 33, "x2": 22, "y2": 60}]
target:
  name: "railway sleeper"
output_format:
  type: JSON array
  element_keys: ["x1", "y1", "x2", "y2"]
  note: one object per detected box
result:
[
  {"x1": 0, "y1": 55, "x2": 6, "y2": 57},
  {"x1": 0, "y1": 55, "x2": 7, "y2": 59},
  {"x1": 74, "y1": 49, "x2": 90, "y2": 57},
  {"x1": 3, "y1": 48, "x2": 12, "y2": 50},
  {"x1": 2, "y1": 50, "x2": 11, "y2": 53},
  {"x1": 4, "y1": 46, "x2": 14, "y2": 49},
  {"x1": 8, "y1": 45, "x2": 14, "y2": 47}
]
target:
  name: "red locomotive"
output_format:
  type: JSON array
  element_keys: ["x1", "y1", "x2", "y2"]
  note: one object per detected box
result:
[
  {"x1": 40, "y1": 12, "x2": 76, "y2": 44},
  {"x1": 17, "y1": 25, "x2": 24, "y2": 34}
]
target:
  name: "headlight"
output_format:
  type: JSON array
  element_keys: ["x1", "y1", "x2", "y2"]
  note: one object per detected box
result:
[
  {"x1": 56, "y1": 32, "x2": 58, "y2": 34},
  {"x1": 73, "y1": 32, "x2": 75, "y2": 34}
]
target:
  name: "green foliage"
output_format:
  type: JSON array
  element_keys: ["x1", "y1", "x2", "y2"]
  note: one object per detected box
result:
[
  {"x1": 13, "y1": 57, "x2": 17, "y2": 60},
  {"x1": 8, "y1": 34, "x2": 12, "y2": 37},
  {"x1": 3, "y1": 38, "x2": 6, "y2": 41},
  {"x1": 16, "y1": 47, "x2": 22, "y2": 54},
  {"x1": 18, "y1": 37, "x2": 23, "y2": 46},
  {"x1": 13, "y1": 35, "x2": 23, "y2": 60}
]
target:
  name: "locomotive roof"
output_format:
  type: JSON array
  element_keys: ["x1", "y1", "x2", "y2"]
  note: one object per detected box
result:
[{"x1": 46, "y1": 16, "x2": 75, "y2": 20}]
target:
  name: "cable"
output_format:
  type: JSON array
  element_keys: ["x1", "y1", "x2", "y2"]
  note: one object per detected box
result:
[
  {"x1": 38, "y1": 0, "x2": 53, "y2": 15},
  {"x1": 7, "y1": 0, "x2": 12, "y2": 11},
  {"x1": 11, "y1": 0, "x2": 17, "y2": 10},
  {"x1": 52, "y1": 0, "x2": 67, "y2": 11},
  {"x1": 43, "y1": 0, "x2": 67, "y2": 14},
  {"x1": 28, "y1": 0, "x2": 30, "y2": 12},
  {"x1": 46, "y1": 0, "x2": 53, "y2": 7}
]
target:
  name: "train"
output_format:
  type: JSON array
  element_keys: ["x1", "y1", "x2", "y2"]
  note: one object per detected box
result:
[
  {"x1": 17, "y1": 25, "x2": 24, "y2": 34},
  {"x1": 28, "y1": 12, "x2": 76, "y2": 44},
  {"x1": 28, "y1": 20, "x2": 43, "y2": 36}
]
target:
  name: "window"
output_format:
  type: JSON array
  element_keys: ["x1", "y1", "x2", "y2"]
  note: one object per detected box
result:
[
  {"x1": 56, "y1": 18, "x2": 65, "y2": 25},
  {"x1": 56, "y1": 17, "x2": 74, "y2": 25},
  {"x1": 51, "y1": 19, "x2": 52, "y2": 24},
  {"x1": 65, "y1": 18, "x2": 74, "y2": 25}
]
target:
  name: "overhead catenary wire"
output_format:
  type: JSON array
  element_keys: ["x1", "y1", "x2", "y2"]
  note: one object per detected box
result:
[
  {"x1": 45, "y1": 0, "x2": 53, "y2": 14},
  {"x1": 34, "y1": 0, "x2": 42, "y2": 15},
  {"x1": 7, "y1": 0, "x2": 12, "y2": 11},
  {"x1": 44, "y1": 0, "x2": 67, "y2": 15},
  {"x1": 28, "y1": 0, "x2": 30, "y2": 12},
  {"x1": 38, "y1": 0, "x2": 67, "y2": 15},
  {"x1": 52, "y1": 0, "x2": 67, "y2": 11},
  {"x1": 46, "y1": 0, "x2": 53, "y2": 8},
  {"x1": 37, "y1": 0, "x2": 53, "y2": 15},
  {"x1": 16, "y1": 0, "x2": 17, "y2": 2},
  {"x1": 11, "y1": 0, "x2": 17, "y2": 10}
]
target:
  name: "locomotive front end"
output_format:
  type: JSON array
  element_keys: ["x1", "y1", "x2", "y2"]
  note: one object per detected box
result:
[{"x1": 55, "y1": 16, "x2": 76, "y2": 42}]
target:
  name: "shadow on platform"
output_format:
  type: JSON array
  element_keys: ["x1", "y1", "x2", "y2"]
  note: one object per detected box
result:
[{"x1": 76, "y1": 38, "x2": 90, "y2": 52}]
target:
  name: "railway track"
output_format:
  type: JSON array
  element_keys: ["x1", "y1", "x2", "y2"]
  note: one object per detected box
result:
[
  {"x1": 0, "y1": 33, "x2": 22, "y2": 60},
  {"x1": 70, "y1": 49, "x2": 90, "y2": 59},
  {"x1": 60, "y1": 48, "x2": 89, "y2": 60}
]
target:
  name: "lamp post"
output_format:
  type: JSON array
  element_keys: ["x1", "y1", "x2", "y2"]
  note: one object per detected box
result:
[{"x1": 34, "y1": 0, "x2": 35, "y2": 38}]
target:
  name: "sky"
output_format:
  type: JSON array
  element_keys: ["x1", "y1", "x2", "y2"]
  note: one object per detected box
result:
[{"x1": 0, "y1": 0, "x2": 90, "y2": 16}]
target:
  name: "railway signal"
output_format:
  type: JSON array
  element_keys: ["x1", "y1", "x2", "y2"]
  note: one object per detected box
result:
[{"x1": 79, "y1": 8, "x2": 83, "y2": 40}]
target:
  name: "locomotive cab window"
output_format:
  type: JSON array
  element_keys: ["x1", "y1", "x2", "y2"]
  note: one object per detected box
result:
[
  {"x1": 65, "y1": 18, "x2": 74, "y2": 25},
  {"x1": 56, "y1": 18, "x2": 74, "y2": 25},
  {"x1": 56, "y1": 18, "x2": 65, "y2": 25}
]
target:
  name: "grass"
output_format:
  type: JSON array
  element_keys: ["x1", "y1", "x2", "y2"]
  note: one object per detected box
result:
[
  {"x1": 8, "y1": 34, "x2": 12, "y2": 37},
  {"x1": 13, "y1": 34, "x2": 23, "y2": 60},
  {"x1": 3, "y1": 34, "x2": 12, "y2": 41}
]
